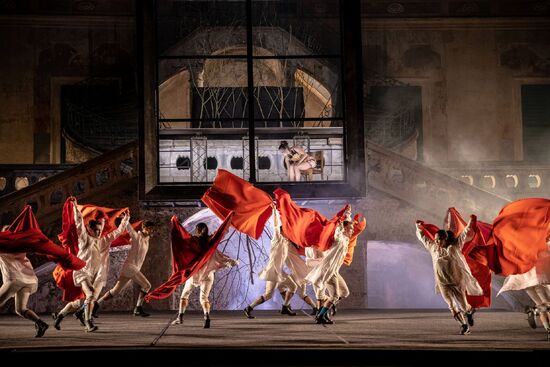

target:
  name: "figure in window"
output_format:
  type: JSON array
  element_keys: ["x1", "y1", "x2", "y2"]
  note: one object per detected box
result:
[{"x1": 278, "y1": 140, "x2": 316, "y2": 182}]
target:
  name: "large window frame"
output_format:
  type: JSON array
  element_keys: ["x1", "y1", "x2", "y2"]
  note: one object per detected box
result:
[{"x1": 137, "y1": 0, "x2": 365, "y2": 200}]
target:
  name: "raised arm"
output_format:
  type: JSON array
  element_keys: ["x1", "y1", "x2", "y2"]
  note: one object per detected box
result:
[
  {"x1": 415, "y1": 221, "x2": 433, "y2": 251},
  {"x1": 72, "y1": 198, "x2": 88, "y2": 244},
  {"x1": 457, "y1": 215, "x2": 477, "y2": 249},
  {"x1": 126, "y1": 221, "x2": 140, "y2": 242},
  {"x1": 104, "y1": 211, "x2": 130, "y2": 243}
]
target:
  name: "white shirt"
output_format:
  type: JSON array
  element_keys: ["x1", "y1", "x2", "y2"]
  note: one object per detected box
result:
[
  {"x1": 120, "y1": 223, "x2": 150, "y2": 278},
  {"x1": 0, "y1": 252, "x2": 37, "y2": 287},
  {"x1": 416, "y1": 223, "x2": 483, "y2": 296},
  {"x1": 189, "y1": 249, "x2": 238, "y2": 286},
  {"x1": 305, "y1": 223, "x2": 349, "y2": 289},
  {"x1": 72, "y1": 205, "x2": 128, "y2": 287}
]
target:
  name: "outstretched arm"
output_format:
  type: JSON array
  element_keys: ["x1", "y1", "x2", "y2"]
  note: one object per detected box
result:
[
  {"x1": 72, "y1": 198, "x2": 88, "y2": 244},
  {"x1": 104, "y1": 211, "x2": 130, "y2": 242},
  {"x1": 457, "y1": 215, "x2": 477, "y2": 249},
  {"x1": 415, "y1": 221, "x2": 432, "y2": 250}
]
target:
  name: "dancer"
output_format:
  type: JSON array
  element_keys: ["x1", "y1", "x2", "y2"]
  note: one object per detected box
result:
[
  {"x1": 305, "y1": 206, "x2": 354, "y2": 325},
  {"x1": 0, "y1": 225, "x2": 49, "y2": 337},
  {"x1": 53, "y1": 197, "x2": 129, "y2": 332},
  {"x1": 498, "y1": 239, "x2": 550, "y2": 340},
  {"x1": 278, "y1": 140, "x2": 316, "y2": 182},
  {"x1": 95, "y1": 220, "x2": 156, "y2": 317},
  {"x1": 244, "y1": 206, "x2": 298, "y2": 318},
  {"x1": 416, "y1": 215, "x2": 482, "y2": 335},
  {"x1": 172, "y1": 222, "x2": 238, "y2": 328}
]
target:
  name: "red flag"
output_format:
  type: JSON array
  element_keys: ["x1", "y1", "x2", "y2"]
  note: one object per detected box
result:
[
  {"x1": 489, "y1": 198, "x2": 550, "y2": 275},
  {"x1": 145, "y1": 212, "x2": 234, "y2": 301},
  {"x1": 343, "y1": 214, "x2": 367, "y2": 266},
  {"x1": 445, "y1": 208, "x2": 493, "y2": 308},
  {"x1": 201, "y1": 169, "x2": 272, "y2": 240},
  {"x1": 77, "y1": 204, "x2": 129, "y2": 237},
  {"x1": 274, "y1": 188, "x2": 349, "y2": 251},
  {"x1": 0, "y1": 205, "x2": 85, "y2": 271},
  {"x1": 53, "y1": 198, "x2": 84, "y2": 302}
]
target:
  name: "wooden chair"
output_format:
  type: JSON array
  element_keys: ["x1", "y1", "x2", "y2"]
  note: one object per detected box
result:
[{"x1": 302, "y1": 151, "x2": 325, "y2": 181}]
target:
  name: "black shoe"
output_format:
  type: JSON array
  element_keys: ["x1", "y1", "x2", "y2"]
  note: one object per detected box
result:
[
  {"x1": 85, "y1": 319, "x2": 98, "y2": 332},
  {"x1": 281, "y1": 305, "x2": 297, "y2": 316},
  {"x1": 466, "y1": 309, "x2": 475, "y2": 327},
  {"x1": 310, "y1": 307, "x2": 319, "y2": 316},
  {"x1": 52, "y1": 312, "x2": 64, "y2": 330},
  {"x1": 172, "y1": 313, "x2": 184, "y2": 325},
  {"x1": 330, "y1": 304, "x2": 337, "y2": 316},
  {"x1": 92, "y1": 303, "x2": 100, "y2": 318},
  {"x1": 244, "y1": 306, "x2": 255, "y2": 319},
  {"x1": 134, "y1": 306, "x2": 150, "y2": 317},
  {"x1": 203, "y1": 317, "x2": 211, "y2": 329},
  {"x1": 74, "y1": 308, "x2": 86, "y2": 327},
  {"x1": 321, "y1": 314, "x2": 334, "y2": 325},
  {"x1": 35, "y1": 319, "x2": 49, "y2": 337},
  {"x1": 460, "y1": 324, "x2": 471, "y2": 335},
  {"x1": 525, "y1": 306, "x2": 537, "y2": 329}
]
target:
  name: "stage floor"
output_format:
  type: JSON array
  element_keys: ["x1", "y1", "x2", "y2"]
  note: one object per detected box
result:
[{"x1": 1, "y1": 309, "x2": 549, "y2": 365}]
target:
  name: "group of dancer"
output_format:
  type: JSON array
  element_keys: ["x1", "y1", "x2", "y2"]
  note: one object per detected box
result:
[{"x1": 1, "y1": 169, "x2": 550, "y2": 341}]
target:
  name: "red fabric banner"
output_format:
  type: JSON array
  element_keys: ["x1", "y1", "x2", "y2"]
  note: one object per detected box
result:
[
  {"x1": 489, "y1": 198, "x2": 550, "y2": 275},
  {"x1": 0, "y1": 205, "x2": 85, "y2": 271},
  {"x1": 202, "y1": 169, "x2": 272, "y2": 240},
  {"x1": 145, "y1": 212, "x2": 234, "y2": 301},
  {"x1": 343, "y1": 214, "x2": 367, "y2": 266},
  {"x1": 274, "y1": 188, "x2": 349, "y2": 251}
]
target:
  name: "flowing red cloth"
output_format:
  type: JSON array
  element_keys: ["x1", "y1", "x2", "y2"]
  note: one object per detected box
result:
[
  {"x1": 77, "y1": 204, "x2": 129, "y2": 237},
  {"x1": 202, "y1": 169, "x2": 272, "y2": 240},
  {"x1": 0, "y1": 205, "x2": 85, "y2": 271},
  {"x1": 445, "y1": 208, "x2": 492, "y2": 308},
  {"x1": 53, "y1": 198, "x2": 83, "y2": 302},
  {"x1": 145, "y1": 212, "x2": 234, "y2": 302},
  {"x1": 343, "y1": 214, "x2": 367, "y2": 266},
  {"x1": 274, "y1": 188, "x2": 350, "y2": 251},
  {"x1": 111, "y1": 221, "x2": 144, "y2": 247},
  {"x1": 488, "y1": 198, "x2": 550, "y2": 275}
]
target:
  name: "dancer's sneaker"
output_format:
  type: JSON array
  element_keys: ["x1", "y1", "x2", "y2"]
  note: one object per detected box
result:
[
  {"x1": 321, "y1": 314, "x2": 334, "y2": 325},
  {"x1": 460, "y1": 324, "x2": 471, "y2": 335},
  {"x1": 171, "y1": 313, "x2": 184, "y2": 325},
  {"x1": 34, "y1": 319, "x2": 49, "y2": 338},
  {"x1": 85, "y1": 319, "x2": 98, "y2": 332},
  {"x1": 466, "y1": 309, "x2": 475, "y2": 327},
  {"x1": 74, "y1": 308, "x2": 86, "y2": 327},
  {"x1": 281, "y1": 304, "x2": 297, "y2": 316},
  {"x1": 244, "y1": 306, "x2": 255, "y2": 319},
  {"x1": 203, "y1": 317, "x2": 211, "y2": 329},
  {"x1": 52, "y1": 312, "x2": 64, "y2": 330},
  {"x1": 330, "y1": 304, "x2": 337, "y2": 316},
  {"x1": 310, "y1": 307, "x2": 319, "y2": 316},
  {"x1": 133, "y1": 306, "x2": 150, "y2": 317},
  {"x1": 525, "y1": 306, "x2": 537, "y2": 329}
]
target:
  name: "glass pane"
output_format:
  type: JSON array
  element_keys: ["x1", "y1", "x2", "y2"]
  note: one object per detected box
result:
[
  {"x1": 157, "y1": 0, "x2": 247, "y2": 56},
  {"x1": 253, "y1": 121, "x2": 345, "y2": 182},
  {"x1": 159, "y1": 133, "x2": 251, "y2": 183},
  {"x1": 251, "y1": 0, "x2": 341, "y2": 56},
  {"x1": 251, "y1": 58, "x2": 342, "y2": 119},
  {"x1": 159, "y1": 58, "x2": 251, "y2": 121}
]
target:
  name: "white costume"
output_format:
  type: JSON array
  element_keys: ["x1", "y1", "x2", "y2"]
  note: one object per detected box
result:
[
  {"x1": 0, "y1": 252, "x2": 38, "y2": 312},
  {"x1": 180, "y1": 249, "x2": 238, "y2": 304},
  {"x1": 305, "y1": 222, "x2": 350, "y2": 303},
  {"x1": 108, "y1": 222, "x2": 152, "y2": 296},
  {"x1": 498, "y1": 241, "x2": 550, "y2": 294},
  {"x1": 416, "y1": 221, "x2": 482, "y2": 314},
  {"x1": 72, "y1": 205, "x2": 128, "y2": 292}
]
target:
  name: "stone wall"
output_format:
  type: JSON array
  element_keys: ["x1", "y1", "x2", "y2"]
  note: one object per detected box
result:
[{"x1": 363, "y1": 18, "x2": 550, "y2": 163}]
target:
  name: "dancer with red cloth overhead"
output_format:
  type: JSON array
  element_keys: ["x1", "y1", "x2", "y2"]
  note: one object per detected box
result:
[
  {"x1": 95, "y1": 220, "x2": 157, "y2": 318},
  {"x1": 0, "y1": 205, "x2": 84, "y2": 338},
  {"x1": 172, "y1": 221, "x2": 238, "y2": 328},
  {"x1": 52, "y1": 197, "x2": 129, "y2": 332},
  {"x1": 145, "y1": 212, "x2": 233, "y2": 329},
  {"x1": 416, "y1": 214, "x2": 482, "y2": 335}
]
